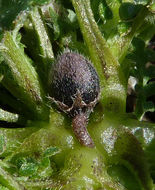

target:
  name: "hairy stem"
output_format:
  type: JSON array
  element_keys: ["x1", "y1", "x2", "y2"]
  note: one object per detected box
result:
[
  {"x1": 0, "y1": 32, "x2": 49, "y2": 120},
  {"x1": 72, "y1": 0, "x2": 127, "y2": 113},
  {"x1": 0, "y1": 109, "x2": 19, "y2": 123},
  {"x1": 29, "y1": 7, "x2": 54, "y2": 84}
]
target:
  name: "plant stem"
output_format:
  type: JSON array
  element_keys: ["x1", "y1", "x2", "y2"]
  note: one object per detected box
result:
[
  {"x1": 29, "y1": 7, "x2": 54, "y2": 77},
  {"x1": 72, "y1": 0, "x2": 127, "y2": 113},
  {"x1": 0, "y1": 109, "x2": 19, "y2": 123},
  {"x1": 0, "y1": 32, "x2": 49, "y2": 120}
]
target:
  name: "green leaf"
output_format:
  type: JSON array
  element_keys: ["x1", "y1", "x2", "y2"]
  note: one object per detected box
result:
[
  {"x1": 108, "y1": 165, "x2": 143, "y2": 190},
  {"x1": 8, "y1": 121, "x2": 74, "y2": 166},
  {"x1": 89, "y1": 113, "x2": 154, "y2": 190},
  {"x1": 119, "y1": 3, "x2": 142, "y2": 21},
  {"x1": 138, "y1": 13, "x2": 155, "y2": 42},
  {"x1": 127, "y1": 37, "x2": 155, "y2": 120},
  {"x1": 118, "y1": 6, "x2": 149, "y2": 63},
  {"x1": 112, "y1": 132, "x2": 152, "y2": 190},
  {"x1": 0, "y1": 123, "x2": 41, "y2": 157},
  {"x1": 13, "y1": 154, "x2": 53, "y2": 179},
  {"x1": 0, "y1": 0, "x2": 51, "y2": 32},
  {"x1": 19, "y1": 162, "x2": 38, "y2": 177}
]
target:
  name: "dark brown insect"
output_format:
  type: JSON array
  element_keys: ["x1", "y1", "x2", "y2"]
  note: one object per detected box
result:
[{"x1": 49, "y1": 51, "x2": 100, "y2": 147}]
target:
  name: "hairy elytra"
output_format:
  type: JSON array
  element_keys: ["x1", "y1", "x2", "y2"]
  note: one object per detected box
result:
[{"x1": 49, "y1": 51, "x2": 100, "y2": 147}]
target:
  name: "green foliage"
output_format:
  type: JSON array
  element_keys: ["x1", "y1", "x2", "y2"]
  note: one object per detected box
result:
[
  {"x1": 0, "y1": 0, "x2": 51, "y2": 32},
  {"x1": 127, "y1": 37, "x2": 155, "y2": 120},
  {"x1": 0, "y1": 0, "x2": 154, "y2": 189},
  {"x1": 0, "y1": 31, "x2": 49, "y2": 120},
  {"x1": 10, "y1": 146, "x2": 60, "y2": 179},
  {"x1": 119, "y1": 3, "x2": 142, "y2": 21},
  {"x1": 0, "y1": 185, "x2": 9, "y2": 190}
]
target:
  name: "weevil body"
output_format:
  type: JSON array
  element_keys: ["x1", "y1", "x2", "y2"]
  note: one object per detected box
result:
[{"x1": 49, "y1": 51, "x2": 100, "y2": 147}]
